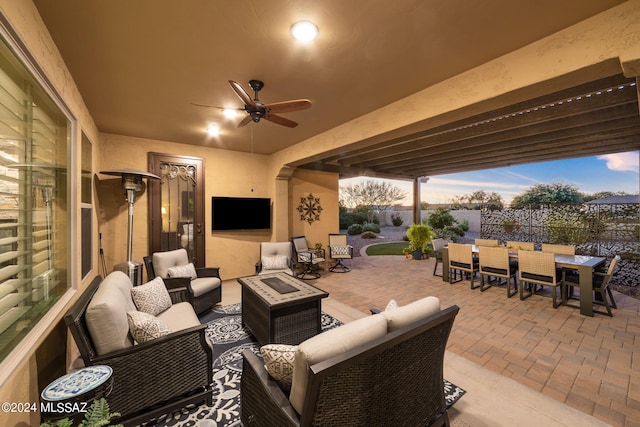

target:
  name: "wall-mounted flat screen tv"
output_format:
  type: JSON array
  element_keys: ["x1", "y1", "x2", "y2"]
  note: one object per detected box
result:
[{"x1": 211, "y1": 196, "x2": 271, "y2": 231}]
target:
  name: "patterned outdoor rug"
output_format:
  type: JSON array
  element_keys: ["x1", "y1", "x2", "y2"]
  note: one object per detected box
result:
[{"x1": 152, "y1": 303, "x2": 465, "y2": 426}]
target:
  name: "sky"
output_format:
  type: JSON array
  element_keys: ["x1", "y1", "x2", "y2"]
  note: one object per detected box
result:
[{"x1": 339, "y1": 150, "x2": 640, "y2": 207}]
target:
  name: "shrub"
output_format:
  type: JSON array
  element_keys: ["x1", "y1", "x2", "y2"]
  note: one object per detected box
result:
[
  {"x1": 347, "y1": 223, "x2": 363, "y2": 235},
  {"x1": 362, "y1": 222, "x2": 380, "y2": 233},
  {"x1": 360, "y1": 231, "x2": 378, "y2": 239},
  {"x1": 391, "y1": 213, "x2": 404, "y2": 226}
]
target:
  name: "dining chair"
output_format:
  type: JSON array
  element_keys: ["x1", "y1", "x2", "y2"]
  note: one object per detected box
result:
[
  {"x1": 541, "y1": 243, "x2": 575, "y2": 255},
  {"x1": 431, "y1": 238, "x2": 447, "y2": 277},
  {"x1": 506, "y1": 241, "x2": 534, "y2": 251},
  {"x1": 475, "y1": 238, "x2": 499, "y2": 247},
  {"x1": 478, "y1": 246, "x2": 518, "y2": 297},
  {"x1": 564, "y1": 255, "x2": 620, "y2": 316},
  {"x1": 448, "y1": 243, "x2": 479, "y2": 289},
  {"x1": 517, "y1": 250, "x2": 565, "y2": 308}
]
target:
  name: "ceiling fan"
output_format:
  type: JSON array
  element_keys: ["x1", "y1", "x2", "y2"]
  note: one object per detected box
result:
[{"x1": 193, "y1": 79, "x2": 312, "y2": 128}]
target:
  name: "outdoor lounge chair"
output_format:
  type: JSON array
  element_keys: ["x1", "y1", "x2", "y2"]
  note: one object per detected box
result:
[
  {"x1": 144, "y1": 248, "x2": 222, "y2": 315},
  {"x1": 255, "y1": 241, "x2": 296, "y2": 276}
]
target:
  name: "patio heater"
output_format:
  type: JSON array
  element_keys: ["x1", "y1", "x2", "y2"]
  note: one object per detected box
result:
[
  {"x1": 100, "y1": 169, "x2": 160, "y2": 285},
  {"x1": 15, "y1": 164, "x2": 61, "y2": 300}
]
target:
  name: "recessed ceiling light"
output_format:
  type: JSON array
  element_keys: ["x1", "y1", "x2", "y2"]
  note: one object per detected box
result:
[
  {"x1": 207, "y1": 124, "x2": 220, "y2": 136},
  {"x1": 291, "y1": 21, "x2": 318, "y2": 42}
]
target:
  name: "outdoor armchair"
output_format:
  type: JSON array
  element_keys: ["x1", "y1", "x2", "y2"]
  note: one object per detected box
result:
[
  {"x1": 518, "y1": 250, "x2": 565, "y2": 308},
  {"x1": 144, "y1": 248, "x2": 221, "y2": 315},
  {"x1": 448, "y1": 243, "x2": 479, "y2": 289},
  {"x1": 255, "y1": 241, "x2": 296, "y2": 276}
]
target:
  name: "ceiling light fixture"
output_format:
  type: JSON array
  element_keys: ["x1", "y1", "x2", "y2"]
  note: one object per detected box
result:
[
  {"x1": 207, "y1": 124, "x2": 220, "y2": 136},
  {"x1": 222, "y1": 108, "x2": 239, "y2": 119},
  {"x1": 291, "y1": 21, "x2": 318, "y2": 42}
]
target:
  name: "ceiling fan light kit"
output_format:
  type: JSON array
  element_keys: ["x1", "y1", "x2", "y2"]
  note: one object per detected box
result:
[{"x1": 194, "y1": 79, "x2": 312, "y2": 129}]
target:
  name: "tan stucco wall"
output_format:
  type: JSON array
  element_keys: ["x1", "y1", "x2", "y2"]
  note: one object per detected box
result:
[
  {"x1": 289, "y1": 169, "x2": 340, "y2": 253},
  {"x1": 97, "y1": 133, "x2": 277, "y2": 280},
  {"x1": 0, "y1": 1, "x2": 639, "y2": 425}
]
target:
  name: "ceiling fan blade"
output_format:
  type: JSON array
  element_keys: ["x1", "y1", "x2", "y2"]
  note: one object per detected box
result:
[
  {"x1": 236, "y1": 114, "x2": 254, "y2": 128},
  {"x1": 190, "y1": 102, "x2": 226, "y2": 110},
  {"x1": 263, "y1": 113, "x2": 298, "y2": 128},
  {"x1": 265, "y1": 99, "x2": 312, "y2": 114},
  {"x1": 229, "y1": 80, "x2": 257, "y2": 108}
]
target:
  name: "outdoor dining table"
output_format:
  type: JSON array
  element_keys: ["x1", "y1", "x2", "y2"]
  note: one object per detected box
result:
[{"x1": 441, "y1": 245, "x2": 606, "y2": 317}]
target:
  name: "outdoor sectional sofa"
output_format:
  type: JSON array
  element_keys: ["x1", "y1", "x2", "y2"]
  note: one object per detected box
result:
[
  {"x1": 64, "y1": 271, "x2": 213, "y2": 426},
  {"x1": 241, "y1": 296, "x2": 459, "y2": 426}
]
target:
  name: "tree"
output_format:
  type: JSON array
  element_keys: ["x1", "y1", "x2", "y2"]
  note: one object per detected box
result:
[
  {"x1": 450, "y1": 190, "x2": 504, "y2": 210},
  {"x1": 510, "y1": 182, "x2": 583, "y2": 209},
  {"x1": 339, "y1": 179, "x2": 406, "y2": 212}
]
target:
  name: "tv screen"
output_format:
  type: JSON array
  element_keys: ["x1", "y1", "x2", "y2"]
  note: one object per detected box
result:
[{"x1": 211, "y1": 196, "x2": 271, "y2": 231}]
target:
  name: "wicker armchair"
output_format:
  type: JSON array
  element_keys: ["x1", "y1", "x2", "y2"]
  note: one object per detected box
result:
[
  {"x1": 64, "y1": 275, "x2": 213, "y2": 426},
  {"x1": 241, "y1": 305, "x2": 459, "y2": 427},
  {"x1": 144, "y1": 248, "x2": 222, "y2": 315}
]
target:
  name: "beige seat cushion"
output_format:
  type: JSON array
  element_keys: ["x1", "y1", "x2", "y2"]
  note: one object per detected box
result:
[
  {"x1": 190, "y1": 276, "x2": 222, "y2": 297},
  {"x1": 289, "y1": 313, "x2": 388, "y2": 414},
  {"x1": 157, "y1": 302, "x2": 200, "y2": 331},
  {"x1": 86, "y1": 272, "x2": 135, "y2": 355},
  {"x1": 382, "y1": 296, "x2": 441, "y2": 332}
]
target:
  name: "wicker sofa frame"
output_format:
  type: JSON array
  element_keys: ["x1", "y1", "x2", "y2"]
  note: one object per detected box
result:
[
  {"x1": 64, "y1": 276, "x2": 213, "y2": 426},
  {"x1": 240, "y1": 304, "x2": 459, "y2": 427}
]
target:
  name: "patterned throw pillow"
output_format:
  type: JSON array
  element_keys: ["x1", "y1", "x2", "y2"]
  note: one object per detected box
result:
[
  {"x1": 131, "y1": 276, "x2": 172, "y2": 316},
  {"x1": 262, "y1": 255, "x2": 289, "y2": 271},
  {"x1": 127, "y1": 310, "x2": 171, "y2": 343},
  {"x1": 167, "y1": 262, "x2": 197, "y2": 279},
  {"x1": 260, "y1": 344, "x2": 298, "y2": 389}
]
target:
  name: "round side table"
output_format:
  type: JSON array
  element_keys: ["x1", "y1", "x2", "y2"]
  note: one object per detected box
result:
[{"x1": 40, "y1": 365, "x2": 113, "y2": 421}]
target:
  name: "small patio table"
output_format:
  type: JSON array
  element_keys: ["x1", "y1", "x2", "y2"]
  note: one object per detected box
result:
[{"x1": 442, "y1": 245, "x2": 606, "y2": 317}]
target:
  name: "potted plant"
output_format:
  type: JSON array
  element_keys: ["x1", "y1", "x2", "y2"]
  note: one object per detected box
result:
[
  {"x1": 502, "y1": 218, "x2": 518, "y2": 233},
  {"x1": 405, "y1": 224, "x2": 433, "y2": 260}
]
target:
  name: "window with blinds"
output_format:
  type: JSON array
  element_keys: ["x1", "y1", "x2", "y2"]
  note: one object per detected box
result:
[{"x1": 0, "y1": 34, "x2": 69, "y2": 364}]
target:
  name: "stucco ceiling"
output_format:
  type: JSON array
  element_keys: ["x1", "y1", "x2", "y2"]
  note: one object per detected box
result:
[{"x1": 33, "y1": 0, "x2": 635, "y2": 179}]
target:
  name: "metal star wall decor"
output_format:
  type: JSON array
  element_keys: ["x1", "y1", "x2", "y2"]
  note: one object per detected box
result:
[{"x1": 297, "y1": 193, "x2": 323, "y2": 225}]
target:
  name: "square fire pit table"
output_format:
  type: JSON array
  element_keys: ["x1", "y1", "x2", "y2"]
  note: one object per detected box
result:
[{"x1": 237, "y1": 272, "x2": 329, "y2": 345}]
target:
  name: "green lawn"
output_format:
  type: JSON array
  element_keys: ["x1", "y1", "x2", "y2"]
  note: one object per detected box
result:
[{"x1": 365, "y1": 242, "x2": 408, "y2": 256}]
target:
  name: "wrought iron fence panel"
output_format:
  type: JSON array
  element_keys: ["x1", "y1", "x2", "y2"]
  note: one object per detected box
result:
[{"x1": 481, "y1": 203, "x2": 639, "y2": 287}]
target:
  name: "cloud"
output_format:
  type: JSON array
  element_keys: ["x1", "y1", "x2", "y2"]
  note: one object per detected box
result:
[
  {"x1": 597, "y1": 151, "x2": 639, "y2": 172},
  {"x1": 428, "y1": 177, "x2": 529, "y2": 190}
]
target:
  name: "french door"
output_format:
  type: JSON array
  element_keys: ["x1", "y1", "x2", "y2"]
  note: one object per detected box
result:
[{"x1": 148, "y1": 153, "x2": 205, "y2": 267}]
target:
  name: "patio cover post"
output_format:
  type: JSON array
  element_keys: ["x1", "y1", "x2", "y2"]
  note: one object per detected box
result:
[{"x1": 413, "y1": 176, "x2": 429, "y2": 224}]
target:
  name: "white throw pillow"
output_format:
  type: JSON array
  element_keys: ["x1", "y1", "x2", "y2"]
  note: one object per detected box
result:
[
  {"x1": 262, "y1": 255, "x2": 289, "y2": 271},
  {"x1": 131, "y1": 276, "x2": 172, "y2": 316},
  {"x1": 167, "y1": 262, "x2": 197, "y2": 279},
  {"x1": 260, "y1": 344, "x2": 297, "y2": 389},
  {"x1": 382, "y1": 296, "x2": 441, "y2": 332},
  {"x1": 127, "y1": 310, "x2": 172, "y2": 343}
]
